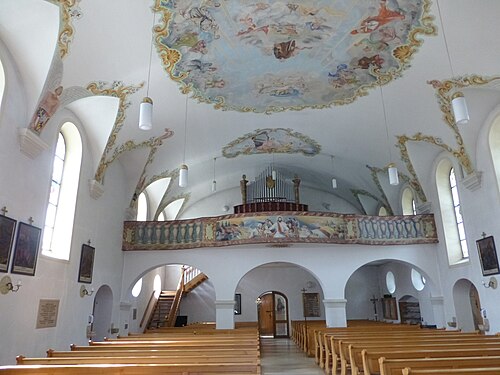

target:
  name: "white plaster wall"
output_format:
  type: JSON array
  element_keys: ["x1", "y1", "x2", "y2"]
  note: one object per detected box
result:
[{"x1": 180, "y1": 279, "x2": 216, "y2": 324}]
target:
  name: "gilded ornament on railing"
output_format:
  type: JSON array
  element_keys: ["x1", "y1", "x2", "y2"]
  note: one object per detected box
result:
[{"x1": 123, "y1": 211, "x2": 438, "y2": 251}]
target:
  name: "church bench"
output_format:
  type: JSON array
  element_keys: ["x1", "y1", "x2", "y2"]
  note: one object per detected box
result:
[
  {"x1": 377, "y1": 355, "x2": 500, "y2": 375},
  {"x1": 0, "y1": 362, "x2": 261, "y2": 374},
  {"x1": 325, "y1": 330, "x2": 469, "y2": 375},
  {"x1": 402, "y1": 367, "x2": 500, "y2": 375},
  {"x1": 89, "y1": 339, "x2": 259, "y2": 348},
  {"x1": 356, "y1": 345, "x2": 500, "y2": 375},
  {"x1": 50, "y1": 348, "x2": 260, "y2": 357},
  {"x1": 343, "y1": 337, "x2": 500, "y2": 375},
  {"x1": 313, "y1": 324, "x2": 418, "y2": 366},
  {"x1": 16, "y1": 355, "x2": 260, "y2": 366}
]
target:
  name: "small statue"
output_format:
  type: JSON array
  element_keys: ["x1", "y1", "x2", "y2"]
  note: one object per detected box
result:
[
  {"x1": 293, "y1": 174, "x2": 301, "y2": 204},
  {"x1": 240, "y1": 174, "x2": 248, "y2": 204}
]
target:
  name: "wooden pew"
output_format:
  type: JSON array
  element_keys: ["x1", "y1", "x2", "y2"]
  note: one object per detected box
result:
[
  {"x1": 378, "y1": 355, "x2": 500, "y2": 375},
  {"x1": 0, "y1": 362, "x2": 261, "y2": 374},
  {"x1": 49, "y1": 348, "x2": 260, "y2": 358},
  {"x1": 402, "y1": 367, "x2": 500, "y2": 375},
  {"x1": 327, "y1": 329, "x2": 467, "y2": 375},
  {"x1": 346, "y1": 339, "x2": 500, "y2": 375},
  {"x1": 16, "y1": 355, "x2": 260, "y2": 366}
]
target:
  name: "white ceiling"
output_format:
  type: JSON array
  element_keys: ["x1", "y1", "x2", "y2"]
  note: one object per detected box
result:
[{"x1": 2, "y1": 0, "x2": 500, "y2": 217}]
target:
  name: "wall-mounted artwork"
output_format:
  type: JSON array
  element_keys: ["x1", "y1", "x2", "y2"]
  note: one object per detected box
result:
[
  {"x1": 477, "y1": 236, "x2": 499, "y2": 276},
  {"x1": 11, "y1": 222, "x2": 41, "y2": 276},
  {"x1": 154, "y1": 0, "x2": 434, "y2": 113},
  {"x1": 222, "y1": 128, "x2": 321, "y2": 158},
  {"x1": 78, "y1": 244, "x2": 95, "y2": 284},
  {"x1": 0, "y1": 215, "x2": 17, "y2": 273}
]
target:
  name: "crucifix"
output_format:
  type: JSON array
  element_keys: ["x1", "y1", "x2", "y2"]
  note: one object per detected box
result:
[
  {"x1": 370, "y1": 295, "x2": 379, "y2": 321},
  {"x1": 0, "y1": 206, "x2": 7, "y2": 216},
  {"x1": 28, "y1": 216, "x2": 34, "y2": 225}
]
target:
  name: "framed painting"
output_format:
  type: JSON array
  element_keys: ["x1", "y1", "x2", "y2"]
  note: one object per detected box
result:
[
  {"x1": 11, "y1": 222, "x2": 41, "y2": 276},
  {"x1": 234, "y1": 293, "x2": 241, "y2": 315},
  {"x1": 78, "y1": 244, "x2": 95, "y2": 284},
  {"x1": 0, "y1": 215, "x2": 17, "y2": 272},
  {"x1": 477, "y1": 236, "x2": 499, "y2": 276}
]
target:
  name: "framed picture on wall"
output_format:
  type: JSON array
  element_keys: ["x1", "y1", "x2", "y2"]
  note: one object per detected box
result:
[
  {"x1": 234, "y1": 293, "x2": 241, "y2": 315},
  {"x1": 11, "y1": 222, "x2": 41, "y2": 276},
  {"x1": 477, "y1": 236, "x2": 499, "y2": 276},
  {"x1": 78, "y1": 244, "x2": 95, "y2": 284},
  {"x1": 0, "y1": 215, "x2": 17, "y2": 273}
]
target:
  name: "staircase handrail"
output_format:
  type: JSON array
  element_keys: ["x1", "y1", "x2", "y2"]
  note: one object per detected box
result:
[
  {"x1": 140, "y1": 290, "x2": 158, "y2": 332},
  {"x1": 183, "y1": 265, "x2": 200, "y2": 285},
  {"x1": 166, "y1": 266, "x2": 186, "y2": 327}
]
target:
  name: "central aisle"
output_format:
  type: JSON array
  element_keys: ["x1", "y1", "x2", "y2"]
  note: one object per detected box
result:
[{"x1": 260, "y1": 338, "x2": 325, "y2": 375}]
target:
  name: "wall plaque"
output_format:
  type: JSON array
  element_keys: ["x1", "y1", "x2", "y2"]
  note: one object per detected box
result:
[
  {"x1": 302, "y1": 292, "x2": 320, "y2": 318},
  {"x1": 36, "y1": 299, "x2": 60, "y2": 329}
]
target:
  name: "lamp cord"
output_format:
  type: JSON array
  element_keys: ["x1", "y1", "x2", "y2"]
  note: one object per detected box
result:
[
  {"x1": 436, "y1": 0, "x2": 455, "y2": 77},
  {"x1": 213, "y1": 157, "x2": 216, "y2": 181},
  {"x1": 379, "y1": 85, "x2": 392, "y2": 163},
  {"x1": 146, "y1": 10, "x2": 156, "y2": 97},
  {"x1": 183, "y1": 94, "x2": 188, "y2": 164}
]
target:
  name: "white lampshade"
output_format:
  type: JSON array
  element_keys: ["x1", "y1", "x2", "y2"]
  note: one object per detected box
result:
[
  {"x1": 139, "y1": 97, "x2": 153, "y2": 130},
  {"x1": 331, "y1": 178, "x2": 337, "y2": 189},
  {"x1": 179, "y1": 164, "x2": 188, "y2": 187},
  {"x1": 451, "y1": 95, "x2": 469, "y2": 125},
  {"x1": 388, "y1": 164, "x2": 399, "y2": 186},
  {"x1": 212, "y1": 180, "x2": 217, "y2": 192},
  {"x1": 272, "y1": 169, "x2": 277, "y2": 180}
]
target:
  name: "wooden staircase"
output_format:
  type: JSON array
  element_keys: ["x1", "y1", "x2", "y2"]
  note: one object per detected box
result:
[
  {"x1": 145, "y1": 266, "x2": 209, "y2": 330},
  {"x1": 148, "y1": 291, "x2": 176, "y2": 329}
]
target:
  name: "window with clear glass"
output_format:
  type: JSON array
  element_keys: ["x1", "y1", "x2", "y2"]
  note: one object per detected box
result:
[
  {"x1": 449, "y1": 168, "x2": 469, "y2": 258},
  {"x1": 137, "y1": 192, "x2": 148, "y2": 221},
  {"x1": 42, "y1": 123, "x2": 82, "y2": 260}
]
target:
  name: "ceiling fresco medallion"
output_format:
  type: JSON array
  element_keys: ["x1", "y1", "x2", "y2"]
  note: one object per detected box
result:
[
  {"x1": 155, "y1": 0, "x2": 433, "y2": 113},
  {"x1": 222, "y1": 128, "x2": 320, "y2": 158}
]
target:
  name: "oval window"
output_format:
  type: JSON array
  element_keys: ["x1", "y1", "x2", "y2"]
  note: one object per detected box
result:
[
  {"x1": 131, "y1": 278, "x2": 143, "y2": 297},
  {"x1": 411, "y1": 268, "x2": 426, "y2": 291},
  {"x1": 386, "y1": 271, "x2": 396, "y2": 293},
  {"x1": 153, "y1": 274, "x2": 162, "y2": 298}
]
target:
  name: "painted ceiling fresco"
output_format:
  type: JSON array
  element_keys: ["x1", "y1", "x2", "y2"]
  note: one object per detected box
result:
[
  {"x1": 156, "y1": 0, "x2": 432, "y2": 113},
  {"x1": 222, "y1": 128, "x2": 320, "y2": 158}
]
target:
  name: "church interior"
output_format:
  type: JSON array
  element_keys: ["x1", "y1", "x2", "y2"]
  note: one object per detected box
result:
[{"x1": 1, "y1": 0, "x2": 500, "y2": 372}]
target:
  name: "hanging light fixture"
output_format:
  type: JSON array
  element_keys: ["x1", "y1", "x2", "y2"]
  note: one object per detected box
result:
[
  {"x1": 436, "y1": 0, "x2": 469, "y2": 125},
  {"x1": 380, "y1": 85, "x2": 399, "y2": 186},
  {"x1": 139, "y1": 10, "x2": 156, "y2": 131},
  {"x1": 330, "y1": 155, "x2": 337, "y2": 189},
  {"x1": 212, "y1": 157, "x2": 217, "y2": 192},
  {"x1": 179, "y1": 95, "x2": 189, "y2": 188},
  {"x1": 271, "y1": 153, "x2": 277, "y2": 180}
]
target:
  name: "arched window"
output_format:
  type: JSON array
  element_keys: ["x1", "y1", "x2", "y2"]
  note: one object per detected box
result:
[
  {"x1": 0, "y1": 58, "x2": 4, "y2": 111},
  {"x1": 131, "y1": 278, "x2": 143, "y2": 297},
  {"x1": 489, "y1": 115, "x2": 500, "y2": 193},
  {"x1": 436, "y1": 159, "x2": 469, "y2": 265},
  {"x1": 378, "y1": 206, "x2": 388, "y2": 216},
  {"x1": 164, "y1": 198, "x2": 185, "y2": 220},
  {"x1": 136, "y1": 192, "x2": 148, "y2": 221},
  {"x1": 42, "y1": 122, "x2": 82, "y2": 260},
  {"x1": 402, "y1": 187, "x2": 417, "y2": 215},
  {"x1": 449, "y1": 168, "x2": 469, "y2": 258}
]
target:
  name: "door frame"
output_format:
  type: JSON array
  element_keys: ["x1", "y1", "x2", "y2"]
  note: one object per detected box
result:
[{"x1": 256, "y1": 291, "x2": 289, "y2": 338}]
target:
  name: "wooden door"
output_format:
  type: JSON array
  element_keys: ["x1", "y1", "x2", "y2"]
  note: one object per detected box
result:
[{"x1": 258, "y1": 294, "x2": 274, "y2": 336}]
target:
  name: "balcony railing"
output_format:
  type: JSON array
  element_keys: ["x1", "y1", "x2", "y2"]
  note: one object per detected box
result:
[{"x1": 122, "y1": 211, "x2": 438, "y2": 251}]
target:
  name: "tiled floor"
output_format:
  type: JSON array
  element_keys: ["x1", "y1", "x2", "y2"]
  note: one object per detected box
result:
[{"x1": 260, "y1": 338, "x2": 325, "y2": 375}]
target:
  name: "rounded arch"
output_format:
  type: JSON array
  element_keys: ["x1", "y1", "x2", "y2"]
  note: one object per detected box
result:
[
  {"x1": 235, "y1": 261, "x2": 324, "y2": 324},
  {"x1": 452, "y1": 278, "x2": 482, "y2": 332},
  {"x1": 435, "y1": 156, "x2": 469, "y2": 265},
  {"x1": 487, "y1": 110, "x2": 500, "y2": 193},
  {"x1": 401, "y1": 186, "x2": 416, "y2": 215},
  {"x1": 92, "y1": 285, "x2": 114, "y2": 341},
  {"x1": 345, "y1": 259, "x2": 441, "y2": 325}
]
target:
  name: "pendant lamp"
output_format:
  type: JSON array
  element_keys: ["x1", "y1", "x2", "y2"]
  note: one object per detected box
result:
[
  {"x1": 139, "y1": 11, "x2": 156, "y2": 130},
  {"x1": 380, "y1": 85, "x2": 399, "y2": 186},
  {"x1": 437, "y1": 0, "x2": 469, "y2": 125},
  {"x1": 330, "y1": 155, "x2": 337, "y2": 189},
  {"x1": 179, "y1": 95, "x2": 189, "y2": 188}
]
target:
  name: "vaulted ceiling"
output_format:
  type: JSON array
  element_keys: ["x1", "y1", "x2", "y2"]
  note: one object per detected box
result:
[{"x1": 2, "y1": 0, "x2": 500, "y2": 218}]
